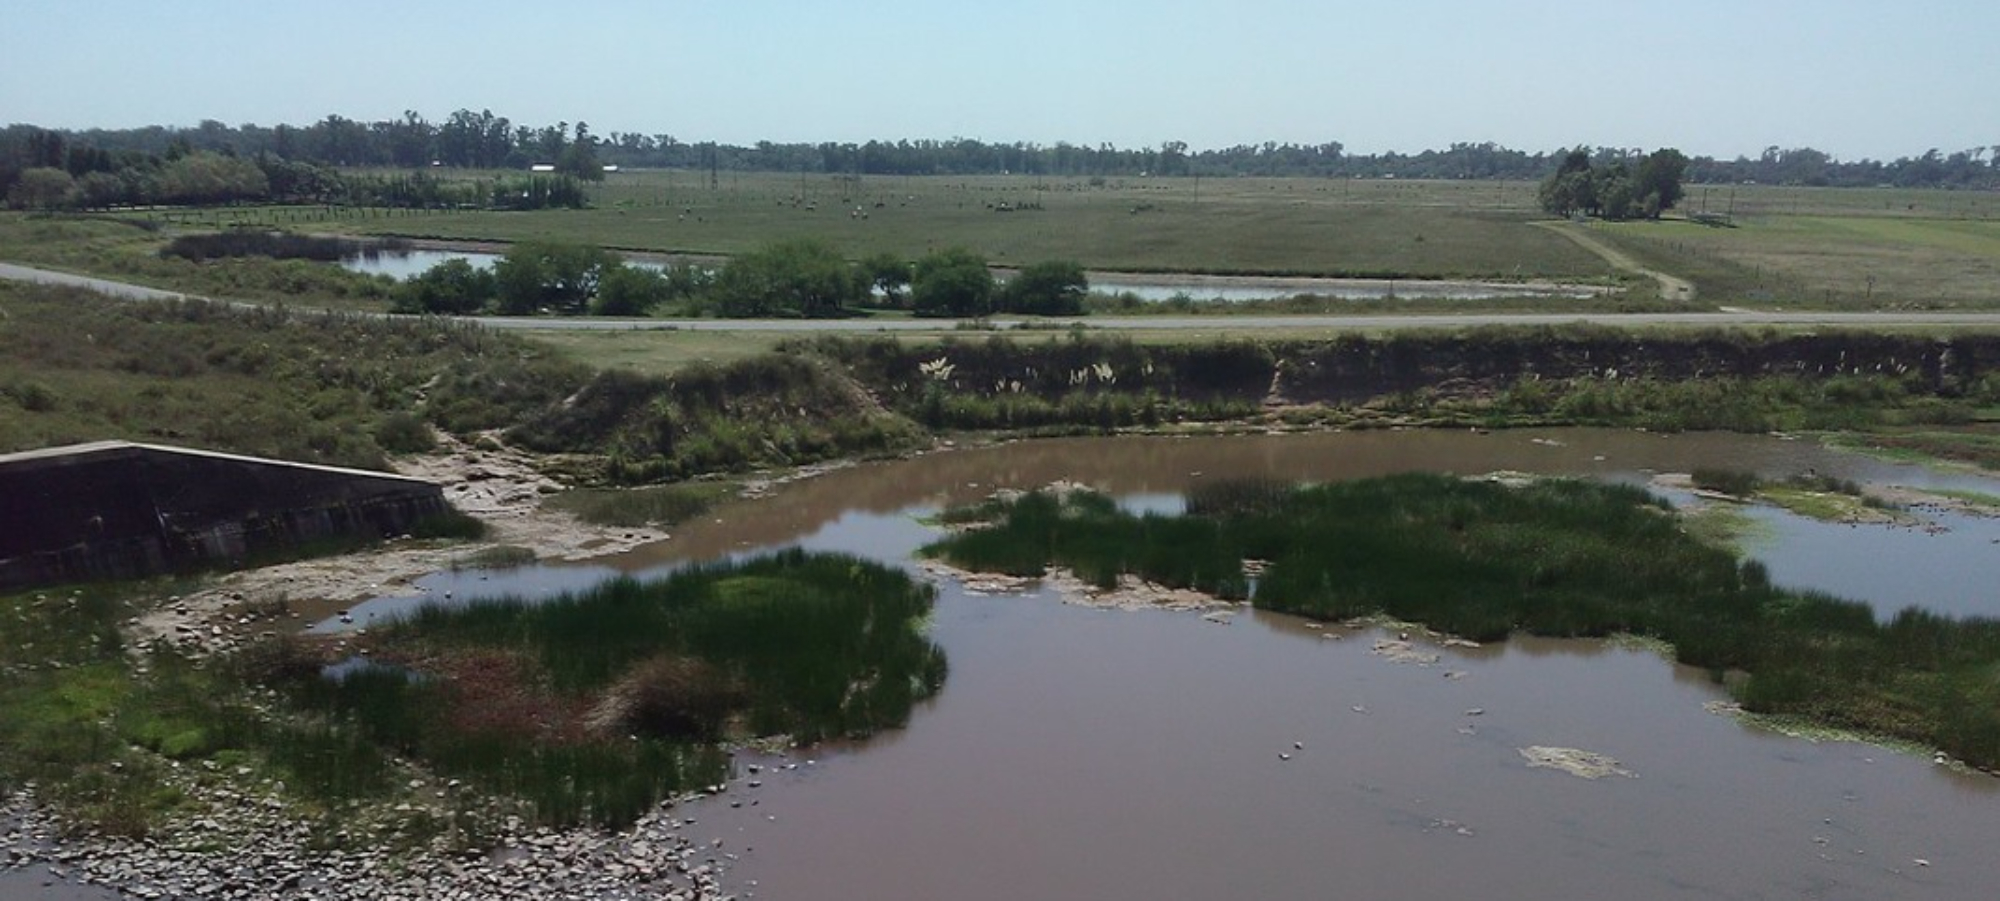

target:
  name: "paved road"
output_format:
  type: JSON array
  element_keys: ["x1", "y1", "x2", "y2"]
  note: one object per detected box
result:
[{"x1": 9, "y1": 260, "x2": 2000, "y2": 333}]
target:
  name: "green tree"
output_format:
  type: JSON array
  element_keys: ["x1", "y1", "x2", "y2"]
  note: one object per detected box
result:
[
  {"x1": 556, "y1": 121, "x2": 605, "y2": 181},
  {"x1": 153, "y1": 151, "x2": 269, "y2": 205},
  {"x1": 1539, "y1": 146, "x2": 1685, "y2": 220},
  {"x1": 1635, "y1": 148, "x2": 1689, "y2": 218},
  {"x1": 998, "y1": 260, "x2": 1088, "y2": 315},
  {"x1": 911, "y1": 248, "x2": 995, "y2": 318},
  {"x1": 391, "y1": 258, "x2": 497, "y2": 315},
  {"x1": 592, "y1": 264, "x2": 672, "y2": 316},
  {"x1": 493, "y1": 241, "x2": 615, "y2": 315},
  {"x1": 6, "y1": 167, "x2": 75, "y2": 211},
  {"x1": 710, "y1": 239, "x2": 863, "y2": 318},
  {"x1": 1593, "y1": 163, "x2": 1638, "y2": 219},
  {"x1": 1537, "y1": 147, "x2": 1595, "y2": 218},
  {"x1": 859, "y1": 252, "x2": 912, "y2": 308}
]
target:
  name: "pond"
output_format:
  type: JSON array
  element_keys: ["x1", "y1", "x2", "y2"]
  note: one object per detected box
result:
[
  {"x1": 339, "y1": 250, "x2": 1601, "y2": 303},
  {"x1": 323, "y1": 430, "x2": 2000, "y2": 900}
]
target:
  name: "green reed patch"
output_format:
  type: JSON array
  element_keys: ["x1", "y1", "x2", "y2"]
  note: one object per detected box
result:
[
  {"x1": 925, "y1": 474, "x2": 2000, "y2": 770},
  {"x1": 256, "y1": 550, "x2": 945, "y2": 828}
]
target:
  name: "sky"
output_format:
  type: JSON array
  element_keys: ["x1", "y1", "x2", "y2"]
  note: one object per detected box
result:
[{"x1": 4, "y1": 0, "x2": 1995, "y2": 162}]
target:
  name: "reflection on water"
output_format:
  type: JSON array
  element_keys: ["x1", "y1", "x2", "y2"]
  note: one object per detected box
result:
[
  {"x1": 314, "y1": 429, "x2": 2000, "y2": 900},
  {"x1": 342, "y1": 250, "x2": 1592, "y2": 302},
  {"x1": 686, "y1": 581, "x2": 2000, "y2": 901},
  {"x1": 1738, "y1": 505, "x2": 2000, "y2": 619}
]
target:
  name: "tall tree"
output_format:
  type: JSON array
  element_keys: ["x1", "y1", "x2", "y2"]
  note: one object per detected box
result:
[
  {"x1": 912, "y1": 248, "x2": 995, "y2": 317},
  {"x1": 1635, "y1": 148, "x2": 1689, "y2": 218}
]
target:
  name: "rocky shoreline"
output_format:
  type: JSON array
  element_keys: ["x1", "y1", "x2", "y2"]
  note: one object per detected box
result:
[
  {"x1": 1, "y1": 434, "x2": 783, "y2": 900},
  {"x1": 3, "y1": 781, "x2": 745, "y2": 900}
]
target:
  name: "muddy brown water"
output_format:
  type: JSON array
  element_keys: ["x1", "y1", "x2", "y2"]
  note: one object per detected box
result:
[{"x1": 312, "y1": 430, "x2": 2000, "y2": 899}]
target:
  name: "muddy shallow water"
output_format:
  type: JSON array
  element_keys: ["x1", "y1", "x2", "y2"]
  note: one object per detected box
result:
[{"x1": 319, "y1": 429, "x2": 2000, "y2": 900}]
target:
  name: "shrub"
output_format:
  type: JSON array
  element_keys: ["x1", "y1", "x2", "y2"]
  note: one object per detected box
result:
[
  {"x1": 1690, "y1": 468, "x2": 1761, "y2": 497},
  {"x1": 374, "y1": 411, "x2": 436, "y2": 454}
]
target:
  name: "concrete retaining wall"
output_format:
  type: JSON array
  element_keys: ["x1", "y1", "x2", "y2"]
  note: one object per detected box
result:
[{"x1": 0, "y1": 441, "x2": 448, "y2": 591}]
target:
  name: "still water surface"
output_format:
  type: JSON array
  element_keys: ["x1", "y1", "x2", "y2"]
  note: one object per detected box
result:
[
  {"x1": 340, "y1": 250, "x2": 1593, "y2": 302},
  {"x1": 330, "y1": 430, "x2": 2000, "y2": 900}
]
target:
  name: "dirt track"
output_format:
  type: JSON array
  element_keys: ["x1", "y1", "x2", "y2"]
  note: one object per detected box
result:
[{"x1": 1531, "y1": 221, "x2": 1697, "y2": 302}]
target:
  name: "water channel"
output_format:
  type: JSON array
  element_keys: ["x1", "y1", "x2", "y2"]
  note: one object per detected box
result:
[
  {"x1": 340, "y1": 249, "x2": 1600, "y2": 302},
  {"x1": 322, "y1": 429, "x2": 2000, "y2": 900}
]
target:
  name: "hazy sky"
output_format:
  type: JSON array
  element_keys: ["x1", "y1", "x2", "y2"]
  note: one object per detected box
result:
[{"x1": 5, "y1": 0, "x2": 1995, "y2": 161}]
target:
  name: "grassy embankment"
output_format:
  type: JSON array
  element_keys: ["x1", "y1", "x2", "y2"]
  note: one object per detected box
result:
[
  {"x1": 925, "y1": 476, "x2": 2000, "y2": 770},
  {"x1": 783, "y1": 328, "x2": 2000, "y2": 435},
  {"x1": 507, "y1": 327, "x2": 2000, "y2": 482},
  {"x1": 0, "y1": 214, "x2": 401, "y2": 312},
  {"x1": 10, "y1": 279, "x2": 2000, "y2": 482},
  {"x1": 0, "y1": 550, "x2": 944, "y2": 842},
  {"x1": 0, "y1": 280, "x2": 585, "y2": 470}
]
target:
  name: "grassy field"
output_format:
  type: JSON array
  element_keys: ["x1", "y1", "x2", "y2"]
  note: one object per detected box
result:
[
  {"x1": 321, "y1": 171, "x2": 1616, "y2": 281},
  {"x1": 1595, "y1": 215, "x2": 2000, "y2": 308},
  {"x1": 5, "y1": 175, "x2": 1996, "y2": 318}
]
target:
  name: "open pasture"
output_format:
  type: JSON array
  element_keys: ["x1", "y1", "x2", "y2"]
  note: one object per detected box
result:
[
  {"x1": 330, "y1": 171, "x2": 1615, "y2": 281},
  {"x1": 1598, "y1": 214, "x2": 2000, "y2": 308}
]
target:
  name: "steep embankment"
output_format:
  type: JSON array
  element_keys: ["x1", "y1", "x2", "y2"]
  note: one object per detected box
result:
[
  {"x1": 797, "y1": 329, "x2": 2000, "y2": 431},
  {"x1": 507, "y1": 353, "x2": 926, "y2": 482},
  {"x1": 514, "y1": 329, "x2": 2000, "y2": 483}
]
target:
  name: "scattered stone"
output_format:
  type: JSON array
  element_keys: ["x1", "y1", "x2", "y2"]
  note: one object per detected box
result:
[
  {"x1": 1370, "y1": 638, "x2": 1440, "y2": 666},
  {"x1": 1519, "y1": 746, "x2": 1635, "y2": 780}
]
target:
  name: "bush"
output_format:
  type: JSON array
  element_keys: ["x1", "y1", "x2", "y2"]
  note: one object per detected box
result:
[
  {"x1": 390, "y1": 258, "x2": 496, "y2": 315},
  {"x1": 911, "y1": 248, "x2": 994, "y2": 318},
  {"x1": 375, "y1": 411, "x2": 436, "y2": 454},
  {"x1": 998, "y1": 260, "x2": 1088, "y2": 316},
  {"x1": 709, "y1": 239, "x2": 863, "y2": 318},
  {"x1": 590, "y1": 655, "x2": 743, "y2": 739},
  {"x1": 590, "y1": 264, "x2": 672, "y2": 317},
  {"x1": 1690, "y1": 468, "x2": 1761, "y2": 497}
]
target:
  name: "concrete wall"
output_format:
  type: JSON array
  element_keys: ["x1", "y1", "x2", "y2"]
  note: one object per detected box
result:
[{"x1": 0, "y1": 441, "x2": 449, "y2": 591}]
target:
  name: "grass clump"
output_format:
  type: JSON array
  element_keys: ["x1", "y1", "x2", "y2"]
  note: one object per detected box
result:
[
  {"x1": 258, "y1": 550, "x2": 946, "y2": 828},
  {"x1": 2, "y1": 552, "x2": 946, "y2": 838},
  {"x1": 1691, "y1": 467, "x2": 1761, "y2": 497},
  {"x1": 926, "y1": 475, "x2": 2000, "y2": 771},
  {"x1": 543, "y1": 482, "x2": 734, "y2": 528}
]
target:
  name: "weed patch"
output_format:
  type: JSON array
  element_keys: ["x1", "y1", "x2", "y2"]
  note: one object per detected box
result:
[{"x1": 928, "y1": 477, "x2": 2000, "y2": 770}]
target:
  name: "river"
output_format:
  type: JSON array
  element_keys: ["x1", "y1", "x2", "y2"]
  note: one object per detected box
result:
[{"x1": 315, "y1": 428, "x2": 2000, "y2": 901}]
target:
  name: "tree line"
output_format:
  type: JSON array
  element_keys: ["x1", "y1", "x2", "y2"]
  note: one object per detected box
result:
[
  {"x1": 11, "y1": 113, "x2": 1994, "y2": 191},
  {"x1": 389, "y1": 240, "x2": 1088, "y2": 320},
  {"x1": 0, "y1": 125, "x2": 594, "y2": 212}
]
